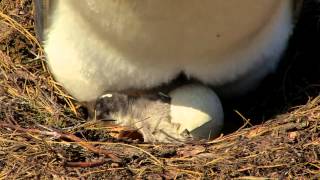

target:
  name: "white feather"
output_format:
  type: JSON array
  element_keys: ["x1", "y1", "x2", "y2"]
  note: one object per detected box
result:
[{"x1": 45, "y1": 0, "x2": 294, "y2": 102}]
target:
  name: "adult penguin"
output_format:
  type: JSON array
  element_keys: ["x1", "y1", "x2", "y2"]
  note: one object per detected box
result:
[{"x1": 34, "y1": 0, "x2": 303, "y2": 143}]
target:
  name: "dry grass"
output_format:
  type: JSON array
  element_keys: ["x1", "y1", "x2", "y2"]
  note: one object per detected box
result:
[{"x1": 0, "y1": 0, "x2": 319, "y2": 179}]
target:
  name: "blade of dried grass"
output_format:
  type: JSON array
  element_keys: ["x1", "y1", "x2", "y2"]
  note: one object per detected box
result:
[{"x1": 0, "y1": 123, "x2": 122, "y2": 163}]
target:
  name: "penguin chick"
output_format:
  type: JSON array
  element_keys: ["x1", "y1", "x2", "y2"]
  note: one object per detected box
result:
[{"x1": 95, "y1": 84, "x2": 223, "y2": 143}]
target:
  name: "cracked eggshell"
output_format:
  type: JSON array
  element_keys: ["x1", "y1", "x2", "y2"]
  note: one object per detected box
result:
[{"x1": 169, "y1": 84, "x2": 224, "y2": 139}]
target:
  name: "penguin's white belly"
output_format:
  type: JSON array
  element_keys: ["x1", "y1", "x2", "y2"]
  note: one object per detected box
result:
[{"x1": 45, "y1": 0, "x2": 293, "y2": 101}]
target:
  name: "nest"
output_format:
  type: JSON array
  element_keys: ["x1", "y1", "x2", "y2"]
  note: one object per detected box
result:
[{"x1": 0, "y1": 0, "x2": 319, "y2": 179}]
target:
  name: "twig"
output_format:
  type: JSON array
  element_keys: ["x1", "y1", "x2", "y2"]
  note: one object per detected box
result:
[
  {"x1": 79, "y1": 168, "x2": 126, "y2": 178},
  {"x1": 0, "y1": 123, "x2": 121, "y2": 163},
  {"x1": 0, "y1": 11, "x2": 45, "y2": 71},
  {"x1": 65, "y1": 160, "x2": 107, "y2": 168},
  {"x1": 235, "y1": 110, "x2": 253, "y2": 132},
  {"x1": 113, "y1": 143, "x2": 163, "y2": 166},
  {"x1": 235, "y1": 176, "x2": 277, "y2": 180}
]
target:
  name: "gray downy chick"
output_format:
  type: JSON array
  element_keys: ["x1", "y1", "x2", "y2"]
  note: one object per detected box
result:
[
  {"x1": 93, "y1": 84, "x2": 224, "y2": 143},
  {"x1": 94, "y1": 91, "x2": 192, "y2": 143}
]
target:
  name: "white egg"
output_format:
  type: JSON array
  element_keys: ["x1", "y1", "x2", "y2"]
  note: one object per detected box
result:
[{"x1": 169, "y1": 84, "x2": 223, "y2": 139}]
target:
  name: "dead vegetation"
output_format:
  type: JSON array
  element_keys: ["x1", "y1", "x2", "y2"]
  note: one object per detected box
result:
[{"x1": 0, "y1": 0, "x2": 319, "y2": 179}]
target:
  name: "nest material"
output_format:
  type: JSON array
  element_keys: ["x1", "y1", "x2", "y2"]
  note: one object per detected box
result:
[{"x1": 0, "y1": 0, "x2": 319, "y2": 179}]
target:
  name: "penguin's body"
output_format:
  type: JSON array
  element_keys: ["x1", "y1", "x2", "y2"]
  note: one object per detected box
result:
[{"x1": 34, "y1": 0, "x2": 302, "y2": 142}]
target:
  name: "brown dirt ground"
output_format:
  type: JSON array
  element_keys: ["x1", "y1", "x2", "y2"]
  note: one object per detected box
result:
[{"x1": 0, "y1": 0, "x2": 319, "y2": 179}]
